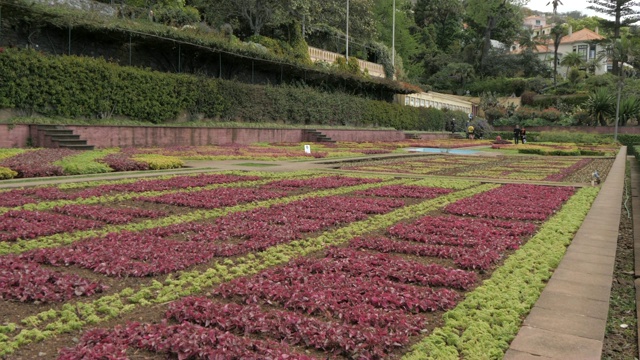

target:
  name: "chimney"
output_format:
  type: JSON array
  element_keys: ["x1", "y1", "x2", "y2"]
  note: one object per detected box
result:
[
  {"x1": 569, "y1": 25, "x2": 573, "y2": 35},
  {"x1": 595, "y1": 26, "x2": 599, "y2": 34}
]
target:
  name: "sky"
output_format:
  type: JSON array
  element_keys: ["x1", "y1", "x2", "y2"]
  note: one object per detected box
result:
[{"x1": 524, "y1": 0, "x2": 598, "y2": 17}]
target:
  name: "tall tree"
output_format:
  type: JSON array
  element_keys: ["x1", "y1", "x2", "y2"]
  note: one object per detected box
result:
[
  {"x1": 414, "y1": 0, "x2": 463, "y2": 51},
  {"x1": 464, "y1": 0, "x2": 524, "y2": 70},
  {"x1": 549, "y1": 24, "x2": 566, "y2": 87},
  {"x1": 374, "y1": 0, "x2": 423, "y2": 80},
  {"x1": 587, "y1": 0, "x2": 640, "y2": 74}
]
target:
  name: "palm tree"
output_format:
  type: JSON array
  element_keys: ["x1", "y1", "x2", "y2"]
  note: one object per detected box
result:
[
  {"x1": 584, "y1": 88, "x2": 615, "y2": 126},
  {"x1": 547, "y1": 0, "x2": 563, "y2": 14},
  {"x1": 550, "y1": 25, "x2": 566, "y2": 87},
  {"x1": 560, "y1": 52, "x2": 585, "y2": 77}
]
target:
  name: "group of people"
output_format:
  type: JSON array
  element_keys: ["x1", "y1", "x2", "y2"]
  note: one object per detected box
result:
[{"x1": 513, "y1": 125, "x2": 527, "y2": 144}]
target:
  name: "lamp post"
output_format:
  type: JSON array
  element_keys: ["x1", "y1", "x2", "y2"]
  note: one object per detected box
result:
[
  {"x1": 346, "y1": 0, "x2": 349, "y2": 59},
  {"x1": 392, "y1": 0, "x2": 395, "y2": 67}
]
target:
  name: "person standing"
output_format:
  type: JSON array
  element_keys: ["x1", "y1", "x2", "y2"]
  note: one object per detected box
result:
[
  {"x1": 513, "y1": 125, "x2": 521, "y2": 144},
  {"x1": 468, "y1": 125, "x2": 475, "y2": 140},
  {"x1": 450, "y1": 119, "x2": 456, "y2": 134},
  {"x1": 521, "y1": 127, "x2": 527, "y2": 144}
]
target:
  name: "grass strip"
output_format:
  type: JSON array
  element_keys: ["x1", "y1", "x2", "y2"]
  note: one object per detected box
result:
[{"x1": 402, "y1": 186, "x2": 600, "y2": 360}]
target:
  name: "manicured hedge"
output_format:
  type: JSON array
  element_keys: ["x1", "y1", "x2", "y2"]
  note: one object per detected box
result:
[{"x1": 0, "y1": 49, "x2": 445, "y2": 131}]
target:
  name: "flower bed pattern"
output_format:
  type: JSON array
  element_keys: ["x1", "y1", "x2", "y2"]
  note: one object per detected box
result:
[
  {"x1": 342, "y1": 155, "x2": 604, "y2": 182},
  {"x1": 0, "y1": 210, "x2": 102, "y2": 242},
  {"x1": 137, "y1": 188, "x2": 288, "y2": 209},
  {"x1": 0, "y1": 149, "x2": 78, "y2": 178},
  {"x1": 21, "y1": 196, "x2": 404, "y2": 277},
  {"x1": 444, "y1": 184, "x2": 575, "y2": 221}
]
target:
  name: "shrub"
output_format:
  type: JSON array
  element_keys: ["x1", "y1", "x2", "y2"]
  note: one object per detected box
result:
[
  {"x1": 0, "y1": 166, "x2": 17, "y2": 179},
  {"x1": 133, "y1": 154, "x2": 184, "y2": 170},
  {"x1": 54, "y1": 149, "x2": 117, "y2": 175},
  {"x1": 521, "y1": 91, "x2": 536, "y2": 106},
  {"x1": 531, "y1": 94, "x2": 589, "y2": 109}
]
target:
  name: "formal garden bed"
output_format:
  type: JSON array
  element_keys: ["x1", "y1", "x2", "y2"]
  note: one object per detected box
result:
[{"x1": 0, "y1": 168, "x2": 601, "y2": 359}]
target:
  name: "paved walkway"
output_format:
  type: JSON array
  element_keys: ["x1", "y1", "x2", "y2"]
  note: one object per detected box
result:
[{"x1": 504, "y1": 147, "x2": 628, "y2": 360}]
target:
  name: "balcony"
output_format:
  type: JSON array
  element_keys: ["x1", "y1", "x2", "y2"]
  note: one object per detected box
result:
[{"x1": 307, "y1": 46, "x2": 386, "y2": 79}]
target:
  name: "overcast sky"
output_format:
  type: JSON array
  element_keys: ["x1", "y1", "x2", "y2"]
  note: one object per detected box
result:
[{"x1": 524, "y1": 0, "x2": 598, "y2": 17}]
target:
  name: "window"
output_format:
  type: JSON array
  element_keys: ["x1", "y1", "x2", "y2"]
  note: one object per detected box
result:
[
  {"x1": 577, "y1": 45, "x2": 588, "y2": 61},
  {"x1": 590, "y1": 44, "x2": 596, "y2": 59},
  {"x1": 420, "y1": 99, "x2": 425, "y2": 107},
  {"x1": 536, "y1": 20, "x2": 541, "y2": 25},
  {"x1": 405, "y1": 97, "x2": 409, "y2": 105},
  {"x1": 410, "y1": 97, "x2": 415, "y2": 106}
]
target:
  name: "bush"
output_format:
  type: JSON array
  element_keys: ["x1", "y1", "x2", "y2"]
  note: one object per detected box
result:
[
  {"x1": 531, "y1": 94, "x2": 589, "y2": 109},
  {"x1": 0, "y1": 166, "x2": 17, "y2": 179},
  {"x1": 133, "y1": 154, "x2": 184, "y2": 169},
  {"x1": 152, "y1": 6, "x2": 200, "y2": 27},
  {"x1": 521, "y1": 91, "x2": 536, "y2": 106},
  {"x1": 467, "y1": 77, "x2": 530, "y2": 96}
]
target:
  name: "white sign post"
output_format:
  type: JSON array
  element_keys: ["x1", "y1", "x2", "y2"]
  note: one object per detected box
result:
[{"x1": 304, "y1": 145, "x2": 311, "y2": 154}]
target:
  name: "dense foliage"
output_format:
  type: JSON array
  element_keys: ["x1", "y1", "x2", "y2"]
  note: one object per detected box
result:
[{"x1": 0, "y1": 49, "x2": 448, "y2": 130}]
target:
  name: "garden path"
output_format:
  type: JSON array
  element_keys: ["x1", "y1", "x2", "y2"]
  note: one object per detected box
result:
[{"x1": 504, "y1": 147, "x2": 627, "y2": 359}]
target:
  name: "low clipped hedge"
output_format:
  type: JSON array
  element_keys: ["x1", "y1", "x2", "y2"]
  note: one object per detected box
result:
[
  {"x1": 54, "y1": 149, "x2": 117, "y2": 175},
  {"x1": 133, "y1": 155, "x2": 184, "y2": 170},
  {"x1": 0, "y1": 48, "x2": 446, "y2": 131}
]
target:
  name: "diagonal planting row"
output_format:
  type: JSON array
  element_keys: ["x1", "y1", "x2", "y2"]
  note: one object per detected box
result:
[{"x1": 57, "y1": 183, "x2": 575, "y2": 359}]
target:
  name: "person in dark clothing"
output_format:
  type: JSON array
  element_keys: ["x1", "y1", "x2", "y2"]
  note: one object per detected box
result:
[
  {"x1": 449, "y1": 119, "x2": 455, "y2": 134},
  {"x1": 513, "y1": 125, "x2": 522, "y2": 145},
  {"x1": 521, "y1": 127, "x2": 527, "y2": 143}
]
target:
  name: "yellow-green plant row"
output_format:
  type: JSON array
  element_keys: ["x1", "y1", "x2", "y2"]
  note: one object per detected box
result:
[
  {"x1": 0, "y1": 179, "x2": 487, "y2": 355},
  {"x1": 132, "y1": 154, "x2": 184, "y2": 170},
  {"x1": 403, "y1": 186, "x2": 600, "y2": 360},
  {"x1": 0, "y1": 149, "x2": 27, "y2": 160}
]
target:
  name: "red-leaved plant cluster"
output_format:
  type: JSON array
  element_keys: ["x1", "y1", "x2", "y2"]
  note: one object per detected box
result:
[
  {"x1": 354, "y1": 185, "x2": 453, "y2": 198},
  {"x1": 262, "y1": 175, "x2": 382, "y2": 190},
  {"x1": 137, "y1": 188, "x2": 288, "y2": 209},
  {"x1": 443, "y1": 184, "x2": 575, "y2": 221},
  {"x1": 58, "y1": 321, "x2": 314, "y2": 360},
  {"x1": 0, "y1": 149, "x2": 78, "y2": 178},
  {"x1": 0, "y1": 210, "x2": 102, "y2": 242},
  {"x1": 0, "y1": 255, "x2": 107, "y2": 303},
  {"x1": 51, "y1": 205, "x2": 166, "y2": 224}
]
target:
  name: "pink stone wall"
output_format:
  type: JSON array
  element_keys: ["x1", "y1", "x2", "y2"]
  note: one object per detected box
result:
[{"x1": 0, "y1": 125, "x2": 29, "y2": 148}]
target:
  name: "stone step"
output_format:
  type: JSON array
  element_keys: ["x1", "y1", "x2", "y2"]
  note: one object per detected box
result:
[
  {"x1": 50, "y1": 135, "x2": 81, "y2": 141},
  {"x1": 59, "y1": 144, "x2": 95, "y2": 150},
  {"x1": 45, "y1": 129, "x2": 74, "y2": 136},
  {"x1": 55, "y1": 139, "x2": 88, "y2": 146}
]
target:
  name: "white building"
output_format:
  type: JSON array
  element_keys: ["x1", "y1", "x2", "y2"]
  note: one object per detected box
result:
[{"x1": 556, "y1": 27, "x2": 607, "y2": 75}]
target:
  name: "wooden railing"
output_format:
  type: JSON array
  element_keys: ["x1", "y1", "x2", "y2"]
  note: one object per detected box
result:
[{"x1": 307, "y1": 46, "x2": 386, "y2": 79}]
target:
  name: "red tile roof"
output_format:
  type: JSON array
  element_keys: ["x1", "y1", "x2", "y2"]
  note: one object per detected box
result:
[{"x1": 561, "y1": 28, "x2": 605, "y2": 43}]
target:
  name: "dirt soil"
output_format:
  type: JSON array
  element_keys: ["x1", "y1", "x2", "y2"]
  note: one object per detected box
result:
[{"x1": 602, "y1": 174, "x2": 638, "y2": 359}]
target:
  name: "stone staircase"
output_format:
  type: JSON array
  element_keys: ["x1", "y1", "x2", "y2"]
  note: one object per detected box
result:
[
  {"x1": 33, "y1": 125, "x2": 95, "y2": 150},
  {"x1": 303, "y1": 129, "x2": 336, "y2": 143},
  {"x1": 404, "y1": 132, "x2": 422, "y2": 140}
]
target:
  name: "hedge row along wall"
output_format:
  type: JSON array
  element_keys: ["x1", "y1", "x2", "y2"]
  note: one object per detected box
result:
[{"x1": 0, "y1": 49, "x2": 451, "y2": 131}]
